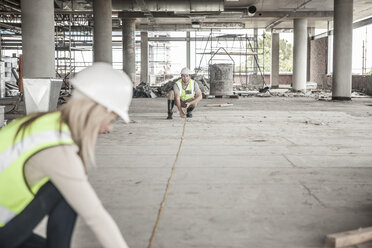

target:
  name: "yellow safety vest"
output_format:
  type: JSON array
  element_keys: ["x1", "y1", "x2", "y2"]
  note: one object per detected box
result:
[
  {"x1": 176, "y1": 79, "x2": 195, "y2": 101},
  {"x1": 0, "y1": 112, "x2": 74, "y2": 227}
]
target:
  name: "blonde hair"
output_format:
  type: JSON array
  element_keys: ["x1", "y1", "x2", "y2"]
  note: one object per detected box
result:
[
  {"x1": 14, "y1": 98, "x2": 117, "y2": 169},
  {"x1": 60, "y1": 98, "x2": 117, "y2": 167}
]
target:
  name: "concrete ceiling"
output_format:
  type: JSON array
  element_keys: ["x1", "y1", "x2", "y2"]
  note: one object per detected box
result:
[
  {"x1": 111, "y1": 0, "x2": 372, "y2": 31},
  {"x1": 0, "y1": 0, "x2": 372, "y2": 32}
]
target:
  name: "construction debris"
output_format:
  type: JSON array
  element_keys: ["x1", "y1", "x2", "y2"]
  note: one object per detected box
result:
[
  {"x1": 258, "y1": 86, "x2": 270, "y2": 93},
  {"x1": 234, "y1": 87, "x2": 335, "y2": 99},
  {"x1": 193, "y1": 74, "x2": 210, "y2": 96},
  {"x1": 5, "y1": 82, "x2": 19, "y2": 97},
  {"x1": 257, "y1": 91, "x2": 272, "y2": 97},
  {"x1": 159, "y1": 77, "x2": 180, "y2": 95},
  {"x1": 134, "y1": 79, "x2": 371, "y2": 100},
  {"x1": 304, "y1": 120, "x2": 325, "y2": 126},
  {"x1": 215, "y1": 95, "x2": 239, "y2": 99},
  {"x1": 133, "y1": 82, "x2": 159, "y2": 98},
  {"x1": 306, "y1": 82, "x2": 318, "y2": 90},
  {"x1": 159, "y1": 75, "x2": 210, "y2": 97},
  {"x1": 205, "y1": 103, "x2": 233, "y2": 107},
  {"x1": 234, "y1": 90, "x2": 259, "y2": 97},
  {"x1": 325, "y1": 227, "x2": 372, "y2": 248},
  {"x1": 351, "y1": 91, "x2": 370, "y2": 98},
  {"x1": 233, "y1": 86, "x2": 372, "y2": 100}
]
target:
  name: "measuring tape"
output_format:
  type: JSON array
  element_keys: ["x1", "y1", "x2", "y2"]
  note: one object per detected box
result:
[{"x1": 147, "y1": 108, "x2": 188, "y2": 248}]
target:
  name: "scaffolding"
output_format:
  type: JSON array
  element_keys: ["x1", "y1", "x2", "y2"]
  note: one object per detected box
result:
[
  {"x1": 148, "y1": 33, "x2": 171, "y2": 84},
  {"x1": 194, "y1": 30, "x2": 265, "y2": 87},
  {"x1": 55, "y1": 13, "x2": 93, "y2": 91}
]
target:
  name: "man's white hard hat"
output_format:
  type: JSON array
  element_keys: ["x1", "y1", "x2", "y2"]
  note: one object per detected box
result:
[
  {"x1": 180, "y1": 67, "x2": 192, "y2": 75},
  {"x1": 71, "y1": 62, "x2": 133, "y2": 123}
]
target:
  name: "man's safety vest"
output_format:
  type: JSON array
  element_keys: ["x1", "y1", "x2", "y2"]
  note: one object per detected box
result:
[
  {"x1": 0, "y1": 112, "x2": 74, "y2": 227},
  {"x1": 175, "y1": 79, "x2": 195, "y2": 101}
]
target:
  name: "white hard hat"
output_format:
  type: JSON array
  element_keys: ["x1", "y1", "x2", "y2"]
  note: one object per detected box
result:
[
  {"x1": 71, "y1": 62, "x2": 133, "y2": 123},
  {"x1": 180, "y1": 67, "x2": 191, "y2": 75}
]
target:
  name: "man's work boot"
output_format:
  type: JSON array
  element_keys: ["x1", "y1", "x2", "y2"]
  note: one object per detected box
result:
[
  {"x1": 186, "y1": 105, "x2": 194, "y2": 118},
  {"x1": 167, "y1": 100, "x2": 173, "y2": 119}
]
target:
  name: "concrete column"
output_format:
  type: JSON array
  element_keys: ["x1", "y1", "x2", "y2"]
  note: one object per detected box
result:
[
  {"x1": 293, "y1": 18, "x2": 308, "y2": 91},
  {"x1": 21, "y1": 0, "x2": 54, "y2": 78},
  {"x1": 140, "y1": 31, "x2": 149, "y2": 84},
  {"x1": 149, "y1": 44, "x2": 154, "y2": 74},
  {"x1": 253, "y1": 28, "x2": 258, "y2": 74},
  {"x1": 0, "y1": 33, "x2": 2, "y2": 61},
  {"x1": 93, "y1": 0, "x2": 112, "y2": 64},
  {"x1": 122, "y1": 18, "x2": 136, "y2": 84},
  {"x1": 186, "y1": 31, "x2": 191, "y2": 69},
  {"x1": 310, "y1": 37, "x2": 328, "y2": 87},
  {"x1": 332, "y1": 0, "x2": 353, "y2": 100},
  {"x1": 327, "y1": 20, "x2": 333, "y2": 74},
  {"x1": 271, "y1": 32, "x2": 279, "y2": 88},
  {"x1": 307, "y1": 27, "x2": 315, "y2": 81}
]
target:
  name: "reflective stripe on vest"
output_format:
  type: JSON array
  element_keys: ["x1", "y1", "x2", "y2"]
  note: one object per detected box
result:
[
  {"x1": 0, "y1": 112, "x2": 74, "y2": 227},
  {"x1": 0, "y1": 130, "x2": 72, "y2": 174},
  {"x1": 0, "y1": 205, "x2": 16, "y2": 226},
  {"x1": 176, "y1": 79, "x2": 195, "y2": 101}
]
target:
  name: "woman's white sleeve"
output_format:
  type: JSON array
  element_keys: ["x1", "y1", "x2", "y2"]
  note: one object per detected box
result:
[{"x1": 29, "y1": 146, "x2": 129, "y2": 248}]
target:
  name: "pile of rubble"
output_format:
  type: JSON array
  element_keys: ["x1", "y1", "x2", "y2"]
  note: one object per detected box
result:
[
  {"x1": 133, "y1": 82, "x2": 159, "y2": 98},
  {"x1": 234, "y1": 87, "x2": 371, "y2": 100},
  {"x1": 0, "y1": 82, "x2": 19, "y2": 98},
  {"x1": 233, "y1": 87, "x2": 331, "y2": 98},
  {"x1": 159, "y1": 75, "x2": 210, "y2": 97},
  {"x1": 133, "y1": 75, "x2": 210, "y2": 98}
]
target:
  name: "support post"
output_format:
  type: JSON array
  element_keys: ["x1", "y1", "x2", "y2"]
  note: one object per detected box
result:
[
  {"x1": 293, "y1": 18, "x2": 308, "y2": 91},
  {"x1": 187, "y1": 31, "x2": 191, "y2": 69},
  {"x1": 253, "y1": 28, "x2": 258, "y2": 75},
  {"x1": 140, "y1": 31, "x2": 149, "y2": 84},
  {"x1": 122, "y1": 18, "x2": 136, "y2": 84},
  {"x1": 271, "y1": 32, "x2": 279, "y2": 88},
  {"x1": 332, "y1": 0, "x2": 353, "y2": 100},
  {"x1": 93, "y1": 0, "x2": 112, "y2": 64},
  {"x1": 21, "y1": 0, "x2": 55, "y2": 78}
]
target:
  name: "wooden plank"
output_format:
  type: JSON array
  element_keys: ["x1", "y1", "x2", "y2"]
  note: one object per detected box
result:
[
  {"x1": 214, "y1": 95, "x2": 239, "y2": 99},
  {"x1": 205, "y1": 103, "x2": 234, "y2": 107},
  {"x1": 325, "y1": 227, "x2": 372, "y2": 248}
]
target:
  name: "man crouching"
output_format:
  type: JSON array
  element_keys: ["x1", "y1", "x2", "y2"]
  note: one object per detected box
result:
[{"x1": 167, "y1": 67, "x2": 202, "y2": 119}]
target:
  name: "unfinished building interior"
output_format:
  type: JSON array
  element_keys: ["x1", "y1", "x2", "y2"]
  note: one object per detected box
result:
[{"x1": 1, "y1": 0, "x2": 372, "y2": 247}]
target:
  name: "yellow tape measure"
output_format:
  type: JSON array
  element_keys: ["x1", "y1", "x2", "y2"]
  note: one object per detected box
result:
[{"x1": 148, "y1": 108, "x2": 188, "y2": 248}]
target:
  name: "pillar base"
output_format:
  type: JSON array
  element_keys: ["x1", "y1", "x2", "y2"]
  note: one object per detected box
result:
[
  {"x1": 332, "y1": 96, "x2": 351, "y2": 101},
  {"x1": 23, "y1": 78, "x2": 62, "y2": 114},
  {"x1": 0, "y1": 105, "x2": 4, "y2": 127}
]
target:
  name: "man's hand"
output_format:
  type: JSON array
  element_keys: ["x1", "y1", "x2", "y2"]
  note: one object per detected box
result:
[
  {"x1": 185, "y1": 102, "x2": 192, "y2": 109},
  {"x1": 180, "y1": 112, "x2": 186, "y2": 118}
]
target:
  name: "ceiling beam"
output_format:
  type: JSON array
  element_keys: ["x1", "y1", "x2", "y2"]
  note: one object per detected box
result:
[
  {"x1": 119, "y1": 10, "x2": 333, "y2": 19},
  {"x1": 0, "y1": 22, "x2": 21, "y2": 31},
  {"x1": 265, "y1": 0, "x2": 315, "y2": 31},
  {"x1": 134, "y1": 0, "x2": 155, "y2": 23},
  {"x1": 252, "y1": 11, "x2": 334, "y2": 18}
]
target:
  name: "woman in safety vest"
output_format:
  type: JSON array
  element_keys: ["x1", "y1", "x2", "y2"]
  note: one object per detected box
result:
[{"x1": 0, "y1": 63, "x2": 132, "y2": 248}]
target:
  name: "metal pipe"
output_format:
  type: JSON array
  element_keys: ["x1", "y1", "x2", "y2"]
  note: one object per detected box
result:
[
  {"x1": 0, "y1": 0, "x2": 20, "y2": 12},
  {"x1": 113, "y1": 0, "x2": 223, "y2": 12},
  {"x1": 265, "y1": 0, "x2": 313, "y2": 31}
]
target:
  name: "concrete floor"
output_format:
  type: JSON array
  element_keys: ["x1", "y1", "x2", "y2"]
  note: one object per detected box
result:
[
  {"x1": 67, "y1": 96, "x2": 372, "y2": 248},
  {"x1": 4, "y1": 96, "x2": 371, "y2": 247}
]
